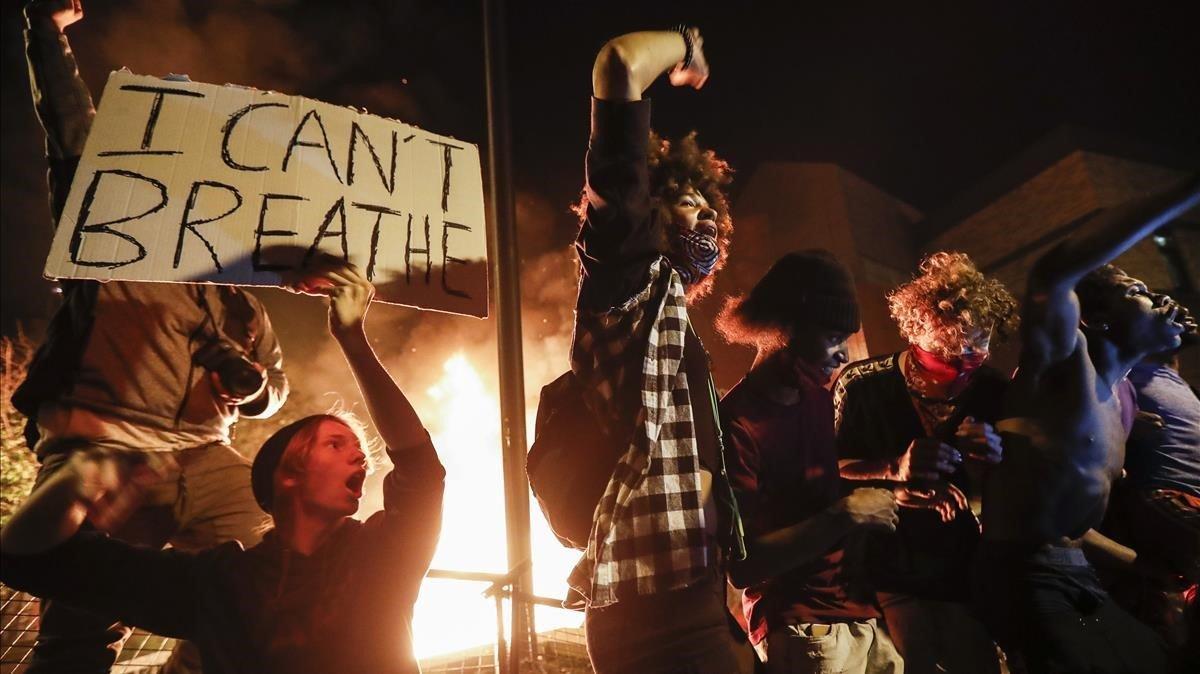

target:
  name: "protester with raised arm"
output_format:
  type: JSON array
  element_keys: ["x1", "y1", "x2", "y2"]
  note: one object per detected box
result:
[
  {"x1": 14, "y1": 2, "x2": 287, "y2": 671},
  {"x1": 2, "y1": 262, "x2": 445, "y2": 674},
  {"x1": 562, "y1": 27, "x2": 749, "y2": 672},
  {"x1": 974, "y1": 178, "x2": 1200, "y2": 673}
]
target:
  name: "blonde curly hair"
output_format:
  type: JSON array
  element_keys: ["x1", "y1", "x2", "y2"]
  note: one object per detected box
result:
[{"x1": 887, "y1": 252, "x2": 1018, "y2": 358}]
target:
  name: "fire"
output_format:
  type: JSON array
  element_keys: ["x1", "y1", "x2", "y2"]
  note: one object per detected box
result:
[{"x1": 407, "y1": 353, "x2": 584, "y2": 659}]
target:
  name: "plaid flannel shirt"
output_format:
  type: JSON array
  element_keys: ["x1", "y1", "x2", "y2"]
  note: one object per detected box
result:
[{"x1": 567, "y1": 257, "x2": 716, "y2": 608}]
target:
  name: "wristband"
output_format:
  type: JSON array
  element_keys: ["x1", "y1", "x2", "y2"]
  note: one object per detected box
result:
[{"x1": 673, "y1": 24, "x2": 694, "y2": 69}]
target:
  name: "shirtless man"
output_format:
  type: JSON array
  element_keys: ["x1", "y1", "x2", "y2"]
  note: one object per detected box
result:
[{"x1": 975, "y1": 178, "x2": 1200, "y2": 674}]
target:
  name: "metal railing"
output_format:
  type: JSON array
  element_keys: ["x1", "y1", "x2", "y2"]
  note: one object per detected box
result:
[{"x1": 0, "y1": 571, "x2": 592, "y2": 674}]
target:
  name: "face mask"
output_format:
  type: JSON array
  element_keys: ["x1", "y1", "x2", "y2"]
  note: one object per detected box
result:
[
  {"x1": 909, "y1": 344, "x2": 986, "y2": 385},
  {"x1": 668, "y1": 228, "x2": 719, "y2": 285}
]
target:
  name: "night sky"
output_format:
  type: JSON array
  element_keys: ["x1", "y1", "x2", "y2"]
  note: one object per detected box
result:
[{"x1": 3, "y1": 0, "x2": 1198, "y2": 335}]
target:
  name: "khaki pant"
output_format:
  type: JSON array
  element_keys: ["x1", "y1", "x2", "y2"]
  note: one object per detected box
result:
[
  {"x1": 28, "y1": 441, "x2": 268, "y2": 674},
  {"x1": 765, "y1": 618, "x2": 904, "y2": 674}
]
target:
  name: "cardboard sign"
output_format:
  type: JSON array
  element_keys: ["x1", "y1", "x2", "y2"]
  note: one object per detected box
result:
[{"x1": 45, "y1": 71, "x2": 488, "y2": 317}]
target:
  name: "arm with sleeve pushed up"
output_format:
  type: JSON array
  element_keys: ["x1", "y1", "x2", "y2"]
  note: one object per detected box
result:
[{"x1": 577, "y1": 30, "x2": 709, "y2": 309}]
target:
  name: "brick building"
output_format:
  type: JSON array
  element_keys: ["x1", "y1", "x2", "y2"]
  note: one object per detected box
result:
[{"x1": 697, "y1": 127, "x2": 1199, "y2": 390}]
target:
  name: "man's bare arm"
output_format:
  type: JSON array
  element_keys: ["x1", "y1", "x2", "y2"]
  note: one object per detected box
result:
[
  {"x1": 593, "y1": 29, "x2": 708, "y2": 102},
  {"x1": 1023, "y1": 178, "x2": 1200, "y2": 366}
]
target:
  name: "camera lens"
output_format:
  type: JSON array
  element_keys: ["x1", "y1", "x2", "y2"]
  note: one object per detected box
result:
[{"x1": 218, "y1": 359, "x2": 266, "y2": 399}]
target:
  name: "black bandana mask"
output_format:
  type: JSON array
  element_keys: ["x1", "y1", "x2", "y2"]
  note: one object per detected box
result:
[{"x1": 668, "y1": 228, "x2": 719, "y2": 286}]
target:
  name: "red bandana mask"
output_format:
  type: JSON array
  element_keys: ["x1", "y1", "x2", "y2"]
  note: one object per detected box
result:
[{"x1": 907, "y1": 345, "x2": 987, "y2": 394}]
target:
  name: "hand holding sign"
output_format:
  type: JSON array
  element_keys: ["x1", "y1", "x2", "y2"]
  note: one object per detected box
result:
[
  {"x1": 47, "y1": 71, "x2": 488, "y2": 317},
  {"x1": 288, "y1": 257, "x2": 376, "y2": 337}
]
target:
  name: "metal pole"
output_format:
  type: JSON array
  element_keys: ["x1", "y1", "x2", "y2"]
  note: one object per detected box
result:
[
  {"x1": 482, "y1": 0, "x2": 535, "y2": 671},
  {"x1": 494, "y1": 594, "x2": 508, "y2": 674}
]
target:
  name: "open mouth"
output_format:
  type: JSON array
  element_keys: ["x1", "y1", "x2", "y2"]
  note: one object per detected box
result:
[
  {"x1": 345, "y1": 470, "x2": 366, "y2": 497},
  {"x1": 1162, "y1": 305, "x2": 1184, "y2": 329}
]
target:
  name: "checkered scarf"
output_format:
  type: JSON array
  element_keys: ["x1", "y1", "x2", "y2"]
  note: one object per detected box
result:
[{"x1": 566, "y1": 258, "x2": 712, "y2": 608}]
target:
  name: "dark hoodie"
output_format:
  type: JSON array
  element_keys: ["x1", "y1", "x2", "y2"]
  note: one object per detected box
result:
[{"x1": 1, "y1": 438, "x2": 445, "y2": 674}]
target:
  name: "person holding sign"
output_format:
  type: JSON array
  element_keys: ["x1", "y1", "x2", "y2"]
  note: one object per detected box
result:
[
  {"x1": 13, "y1": 2, "x2": 288, "y2": 672},
  {"x1": 1, "y1": 261, "x2": 446, "y2": 674},
  {"x1": 563, "y1": 27, "x2": 750, "y2": 672}
]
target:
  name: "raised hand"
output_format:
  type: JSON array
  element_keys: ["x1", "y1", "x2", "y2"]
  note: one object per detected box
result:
[
  {"x1": 287, "y1": 257, "x2": 376, "y2": 337},
  {"x1": 28, "y1": 0, "x2": 84, "y2": 31},
  {"x1": 667, "y1": 28, "x2": 709, "y2": 90}
]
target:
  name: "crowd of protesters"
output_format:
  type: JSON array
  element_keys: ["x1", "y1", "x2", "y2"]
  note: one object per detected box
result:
[{"x1": 1, "y1": 5, "x2": 1198, "y2": 674}]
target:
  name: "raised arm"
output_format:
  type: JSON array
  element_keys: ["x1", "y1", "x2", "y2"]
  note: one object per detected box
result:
[
  {"x1": 293, "y1": 261, "x2": 428, "y2": 456},
  {"x1": 1022, "y1": 178, "x2": 1200, "y2": 366},
  {"x1": 593, "y1": 29, "x2": 708, "y2": 101},
  {"x1": 577, "y1": 29, "x2": 710, "y2": 309},
  {"x1": 24, "y1": 0, "x2": 96, "y2": 222}
]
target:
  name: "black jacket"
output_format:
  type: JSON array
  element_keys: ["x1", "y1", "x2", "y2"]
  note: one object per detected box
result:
[{"x1": 1, "y1": 439, "x2": 445, "y2": 674}]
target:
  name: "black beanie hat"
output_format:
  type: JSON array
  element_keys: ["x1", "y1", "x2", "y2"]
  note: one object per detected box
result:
[
  {"x1": 745, "y1": 249, "x2": 860, "y2": 334},
  {"x1": 251, "y1": 415, "x2": 326, "y2": 514}
]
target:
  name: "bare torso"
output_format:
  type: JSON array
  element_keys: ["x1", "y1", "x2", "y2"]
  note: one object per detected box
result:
[{"x1": 983, "y1": 330, "x2": 1127, "y2": 544}]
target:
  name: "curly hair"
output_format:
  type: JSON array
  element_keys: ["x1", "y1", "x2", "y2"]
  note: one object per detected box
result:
[
  {"x1": 887, "y1": 251, "x2": 1019, "y2": 358},
  {"x1": 574, "y1": 129, "x2": 733, "y2": 299}
]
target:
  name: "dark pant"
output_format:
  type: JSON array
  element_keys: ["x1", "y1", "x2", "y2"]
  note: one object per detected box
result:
[
  {"x1": 585, "y1": 577, "x2": 746, "y2": 674},
  {"x1": 28, "y1": 442, "x2": 266, "y2": 674},
  {"x1": 973, "y1": 541, "x2": 1168, "y2": 674}
]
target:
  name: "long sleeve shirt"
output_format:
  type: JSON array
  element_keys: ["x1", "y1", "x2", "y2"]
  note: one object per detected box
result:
[
  {"x1": 15, "y1": 13, "x2": 287, "y2": 449},
  {"x1": 1, "y1": 438, "x2": 445, "y2": 674},
  {"x1": 566, "y1": 98, "x2": 743, "y2": 608}
]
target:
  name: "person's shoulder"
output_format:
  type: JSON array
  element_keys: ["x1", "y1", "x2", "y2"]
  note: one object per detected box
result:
[
  {"x1": 835, "y1": 353, "x2": 899, "y2": 393},
  {"x1": 199, "y1": 539, "x2": 251, "y2": 569},
  {"x1": 720, "y1": 376, "x2": 756, "y2": 413},
  {"x1": 720, "y1": 375, "x2": 782, "y2": 423}
]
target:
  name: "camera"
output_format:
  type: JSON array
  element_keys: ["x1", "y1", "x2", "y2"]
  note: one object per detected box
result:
[{"x1": 193, "y1": 339, "x2": 266, "y2": 400}]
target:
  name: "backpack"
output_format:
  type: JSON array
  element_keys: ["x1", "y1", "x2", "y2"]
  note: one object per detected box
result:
[{"x1": 526, "y1": 371, "x2": 627, "y2": 549}]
